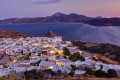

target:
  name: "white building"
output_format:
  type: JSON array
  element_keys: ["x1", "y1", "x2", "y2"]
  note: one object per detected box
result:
[
  {"x1": 74, "y1": 70, "x2": 86, "y2": 77},
  {"x1": 39, "y1": 61, "x2": 55, "y2": 70},
  {"x1": 0, "y1": 65, "x2": 3, "y2": 69}
]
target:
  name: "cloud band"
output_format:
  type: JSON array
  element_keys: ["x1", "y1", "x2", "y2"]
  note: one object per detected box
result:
[{"x1": 33, "y1": 0, "x2": 62, "y2": 5}]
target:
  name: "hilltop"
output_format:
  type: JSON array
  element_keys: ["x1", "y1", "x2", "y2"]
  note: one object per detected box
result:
[
  {"x1": 1, "y1": 12, "x2": 120, "y2": 26},
  {"x1": 0, "y1": 30, "x2": 31, "y2": 38}
]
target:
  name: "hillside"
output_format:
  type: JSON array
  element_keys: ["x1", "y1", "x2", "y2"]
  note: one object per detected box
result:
[
  {"x1": 71, "y1": 40, "x2": 120, "y2": 64},
  {"x1": 0, "y1": 30, "x2": 31, "y2": 38},
  {"x1": 0, "y1": 30, "x2": 120, "y2": 64},
  {"x1": 1, "y1": 12, "x2": 120, "y2": 26}
]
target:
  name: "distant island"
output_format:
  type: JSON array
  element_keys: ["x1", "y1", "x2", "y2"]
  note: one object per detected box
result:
[{"x1": 1, "y1": 12, "x2": 120, "y2": 26}]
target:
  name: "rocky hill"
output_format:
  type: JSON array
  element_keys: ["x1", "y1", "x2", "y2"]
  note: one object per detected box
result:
[
  {"x1": 0, "y1": 30, "x2": 31, "y2": 38},
  {"x1": 1, "y1": 12, "x2": 120, "y2": 26},
  {"x1": 71, "y1": 40, "x2": 120, "y2": 64},
  {"x1": 41, "y1": 31, "x2": 58, "y2": 37}
]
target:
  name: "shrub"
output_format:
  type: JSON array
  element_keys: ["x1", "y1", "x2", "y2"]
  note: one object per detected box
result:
[
  {"x1": 85, "y1": 67, "x2": 95, "y2": 76},
  {"x1": 58, "y1": 70, "x2": 61, "y2": 74},
  {"x1": 107, "y1": 69, "x2": 118, "y2": 78},
  {"x1": 69, "y1": 52, "x2": 85, "y2": 61},
  {"x1": 36, "y1": 71, "x2": 44, "y2": 78},
  {"x1": 63, "y1": 47, "x2": 70, "y2": 56},
  {"x1": 71, "y1": 65, "x2": 76, "y2": 71},
  {"x1": 95, "y1": 69, "x2": 106, "y2": 77},
  {"x1": 69, "y1": 71, "x2": 75, "y2": 77},
  {"x1": 51, "y1": 71, "x2": 56, "y2": 76}
]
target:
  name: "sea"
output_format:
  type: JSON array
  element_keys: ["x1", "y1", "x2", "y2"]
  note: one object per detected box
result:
[{"x1": 0, "y1": 23, "x2": 120, "y2": 45}]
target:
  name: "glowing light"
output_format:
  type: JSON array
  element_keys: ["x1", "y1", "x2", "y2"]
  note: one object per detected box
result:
[
  {"x1": 50, "y1": 51, "x2": 54, "y2": 53},
  {"x1": 56, "y1": 62, "x2": 64, "y2": 67},
  {"x1": 13, "y1": 60, "x2": 17, "y2": 63},
  {"x1": 49, "y1": 66, "x2": 53, "y2": 69}
]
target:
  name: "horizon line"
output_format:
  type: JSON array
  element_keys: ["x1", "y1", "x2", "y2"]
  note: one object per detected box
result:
[{"x1": 0, "y1": 12, "x2": 120, "y2": 20}]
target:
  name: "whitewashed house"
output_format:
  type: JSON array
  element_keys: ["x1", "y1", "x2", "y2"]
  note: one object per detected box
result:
[
  {"x1": 0, "y1": 68, "x2": 11, "y2": 77},
  {"x1": 0, "y1": 65, "x2": 3, "y2": 69},
  {"x1": 13, "y1": 67, "x2": 27, "y2": 73},
  {"x1": 39, "y1": 61, "x2": 55, "y2": 70},
  {"x1": 53, "y1": 65, "x2": 68, "y2": 73},
  {"x1": 74, "y1": 70, "x2": 86, "y2": 77}
]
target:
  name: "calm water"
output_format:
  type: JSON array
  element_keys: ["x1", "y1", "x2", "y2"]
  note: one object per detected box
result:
[{"x1": 0, "y1": 23, "x2": 120, "y2": 45}]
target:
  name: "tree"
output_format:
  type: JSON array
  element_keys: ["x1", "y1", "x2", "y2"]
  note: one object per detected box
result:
[
  {"x1": 71, "y1": 65, "x2": 76, "y2": 71},
  {"x1": 95, "y1": 69, "x2": 106, "y2": 77},
  {"x1": 69, "y1": 52, "x2": 85, "y2": 62},
  {"x1": 58, "y1": 70, "x2": 61, "y2": 74},
  {"x1": 63, "y1": 47, "x2": 70, "y2": 56},
  {"x1": 85, "y1": 67, "x2": 95, "y2": 76},
  {"x1": 107, "y1": 69, "x2": 118, "y2": 78},
  {"x1": 69, "y1": 71, "x2": 75, "y2": 77},
  {"x1": 33, "y1": 62, "x2": 39, "y2": 66},
  {"x1": 26, "y1": 73, "x2": 33, "y2": 79},
  {"x1": 21, "y1": 50, "x2": 24, "y2": 55},
  {"x1": 24, "y1": 69, "x2": 36, "y2": 79},
  {"x1": 36, "y1": 71, "x2": 44, "y2": 78},
  {"x1": 29, "y1": 52, "x2": 31, "y2": 56},
  {"x1": 100, "y1": 65, "x2": 103, "y2": 69},
  {"x1": 92, "y1": 57, "x2": 98, "y2": 61},
  {"x1": 24, "y1": 70, "x2": 44, "y2": 79},
  {"x1": 51, "y1": 71, "x2": 56, "y2": 76}
]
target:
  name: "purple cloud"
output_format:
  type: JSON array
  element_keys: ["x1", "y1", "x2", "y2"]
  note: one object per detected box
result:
[{"x1": 33, "y1": 0, "x2": 62, "y2": 5}]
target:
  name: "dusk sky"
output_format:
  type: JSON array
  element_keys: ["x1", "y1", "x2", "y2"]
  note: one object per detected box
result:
[{"x1": 0, "y1": 0, "x2": 120, "y2": 19}]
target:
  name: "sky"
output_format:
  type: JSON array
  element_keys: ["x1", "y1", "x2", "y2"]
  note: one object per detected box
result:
[{"x1": 0, "y1": 0, "x2": 120, "y2": 19}]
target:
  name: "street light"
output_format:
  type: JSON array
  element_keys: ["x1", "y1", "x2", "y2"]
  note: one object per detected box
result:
[{"x1": 50, "y1": 51, "x2": 54, "y2": 54}]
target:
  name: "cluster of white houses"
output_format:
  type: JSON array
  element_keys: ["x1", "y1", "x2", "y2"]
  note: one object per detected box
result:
[{"x1": 0, "y1": 36, "x2": 120, "y2": 78}]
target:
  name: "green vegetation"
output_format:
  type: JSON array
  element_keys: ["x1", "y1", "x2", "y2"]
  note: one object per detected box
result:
[
  {"x1": 69, "y1": 71, "x2": 75, "y2": 77},
  {"x1": 28, "y1": 52, "x2": 31, "y2": 56},
  {"x1": 69, "y1": 52, "x2": 85, "y2": 62},
  {"x1": 51, "y1": 71, "x2": 56, "y2": 76},
  {"x1": 85, "y1": 67, "x2": 118, "y2": 78},
  {"x1": 71, "y1": 65, "x2": 77, "y2": 71},
  {"x1": 32, "y1": 61, "x2": 41, "y2": 66},
  {"x1": 95, "y1": 69, "x2": 106, "y2": 77},
  {"x1": 57, "y1": 70, "x2": 61, "y2": 74},
  {"x1": 92, "y1": 57, "x2": 98, "y2": 61},
  {"x1": 63, "y1": 47, "x2": 70, "y2": 56},
  {"x1": 72, "y1": 41, "x2": 120, "y2": 63},
  {"x1": 100, "y1": 65, "x2": 103, "y2": 69},
  {"x1": 24, "y1": 69, "x2": 44, "y2": 79},
  {"x1": 21, "y1": 50, "x2": 24, "y2": 55},
  {"x1": 107, "y1": 69, "x2": 118, "y2": 78},
  {"x1": 85, "y1": 67, "x2": 95, "y2": 76}
]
